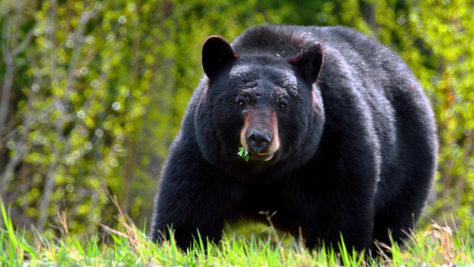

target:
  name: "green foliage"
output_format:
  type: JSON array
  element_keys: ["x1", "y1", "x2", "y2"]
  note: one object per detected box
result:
[
  {"x1": 0, "y1": 0, "x2": 156, "y2": 235},
  {"x1": 237, "y1": 147, "x2": 249, "y2": 162},
  {"x1": 0, "y1": 0, "x2": 473, "y2": 242}
]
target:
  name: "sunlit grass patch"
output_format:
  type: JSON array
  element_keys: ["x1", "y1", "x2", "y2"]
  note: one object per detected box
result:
[{"x1": 1, "y1": 198, "x2": 473, "y2": 266}]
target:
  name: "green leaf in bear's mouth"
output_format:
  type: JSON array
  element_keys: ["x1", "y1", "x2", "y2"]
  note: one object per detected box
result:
[{"x1": 237, "y1": 147, "x2": 250, "y2": 162}]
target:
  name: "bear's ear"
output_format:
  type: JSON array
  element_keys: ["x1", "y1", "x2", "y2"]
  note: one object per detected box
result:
[
  {"x1": 202, "y1": 36, "x2": 238, "y2": 79},
  {"x1": 287, "y1": 43, "x2": 324, "y2": 84}
]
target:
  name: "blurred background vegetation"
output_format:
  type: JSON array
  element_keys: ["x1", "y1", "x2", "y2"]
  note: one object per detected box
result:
[{"x1": 0, "y1": 0, "x2": 473, "y2": 240}]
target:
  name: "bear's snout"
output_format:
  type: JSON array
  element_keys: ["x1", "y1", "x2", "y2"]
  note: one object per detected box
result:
[{"x1": 240, "y1": 107, "x2": 280, "y2": 162}]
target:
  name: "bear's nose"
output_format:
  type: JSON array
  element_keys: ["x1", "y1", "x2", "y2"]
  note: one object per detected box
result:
[{"x1": 247, "y1": 129, "x2": 272, "y2": 153}]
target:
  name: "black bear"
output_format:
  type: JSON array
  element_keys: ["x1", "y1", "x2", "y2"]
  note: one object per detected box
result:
[{"x1": 151, "y1": 25, "x2": 438, "y2": 254}]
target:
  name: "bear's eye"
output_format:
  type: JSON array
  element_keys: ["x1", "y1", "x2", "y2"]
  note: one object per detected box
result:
[
  {"x1": 279, "y1": 102, "x2": 287, "y2": 110},
  {"x1": 237, "y1": 100, "x2": 246, "y2": 108}
]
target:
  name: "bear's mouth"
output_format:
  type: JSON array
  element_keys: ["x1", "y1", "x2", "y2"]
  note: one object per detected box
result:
[{"x1": 249, "y1": 152, "x2": 274, "y2": 162}]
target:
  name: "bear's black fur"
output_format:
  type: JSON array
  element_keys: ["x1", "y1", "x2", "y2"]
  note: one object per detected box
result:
[{"x1": 151, "y1": 25, "x2": 438, "y2": 254}]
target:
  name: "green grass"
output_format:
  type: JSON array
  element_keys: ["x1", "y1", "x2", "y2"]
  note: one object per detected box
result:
[{"x1": 1, "y1": 199, "x2": 473, "y2": 266}]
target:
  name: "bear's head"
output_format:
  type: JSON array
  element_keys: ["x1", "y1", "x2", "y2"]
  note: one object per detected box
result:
[{"x1": 195, "y1": 36, "x2": 325, "y2": 178}]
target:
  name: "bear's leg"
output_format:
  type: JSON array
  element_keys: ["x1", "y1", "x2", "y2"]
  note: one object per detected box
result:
[
  {"x1": 372, "y1": 186, "x2": 429, "y2": 256},
  {"x1": 151, "y1": 154, "x2": 240, "y2": 251},
  {"x1": 304, "y1": 200, "x2": 374, "y2": 253},
  {"x1": 287, "y1": 179, "x2": 376, "y2": 253}
]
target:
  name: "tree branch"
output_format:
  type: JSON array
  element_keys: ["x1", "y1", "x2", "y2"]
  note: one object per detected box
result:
[
  {"x1": 0, "y1": 21, "x2": 15, "y2": 140},
  {"x1": 36, "y1": 3, "x2": 101, "y2": 232},
  {"x1": 0, "y1": 12, "x2": 40, "y2": 140},
  {"x1": 0, "y1": 54, "x2": 40, "y2": 206}
]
